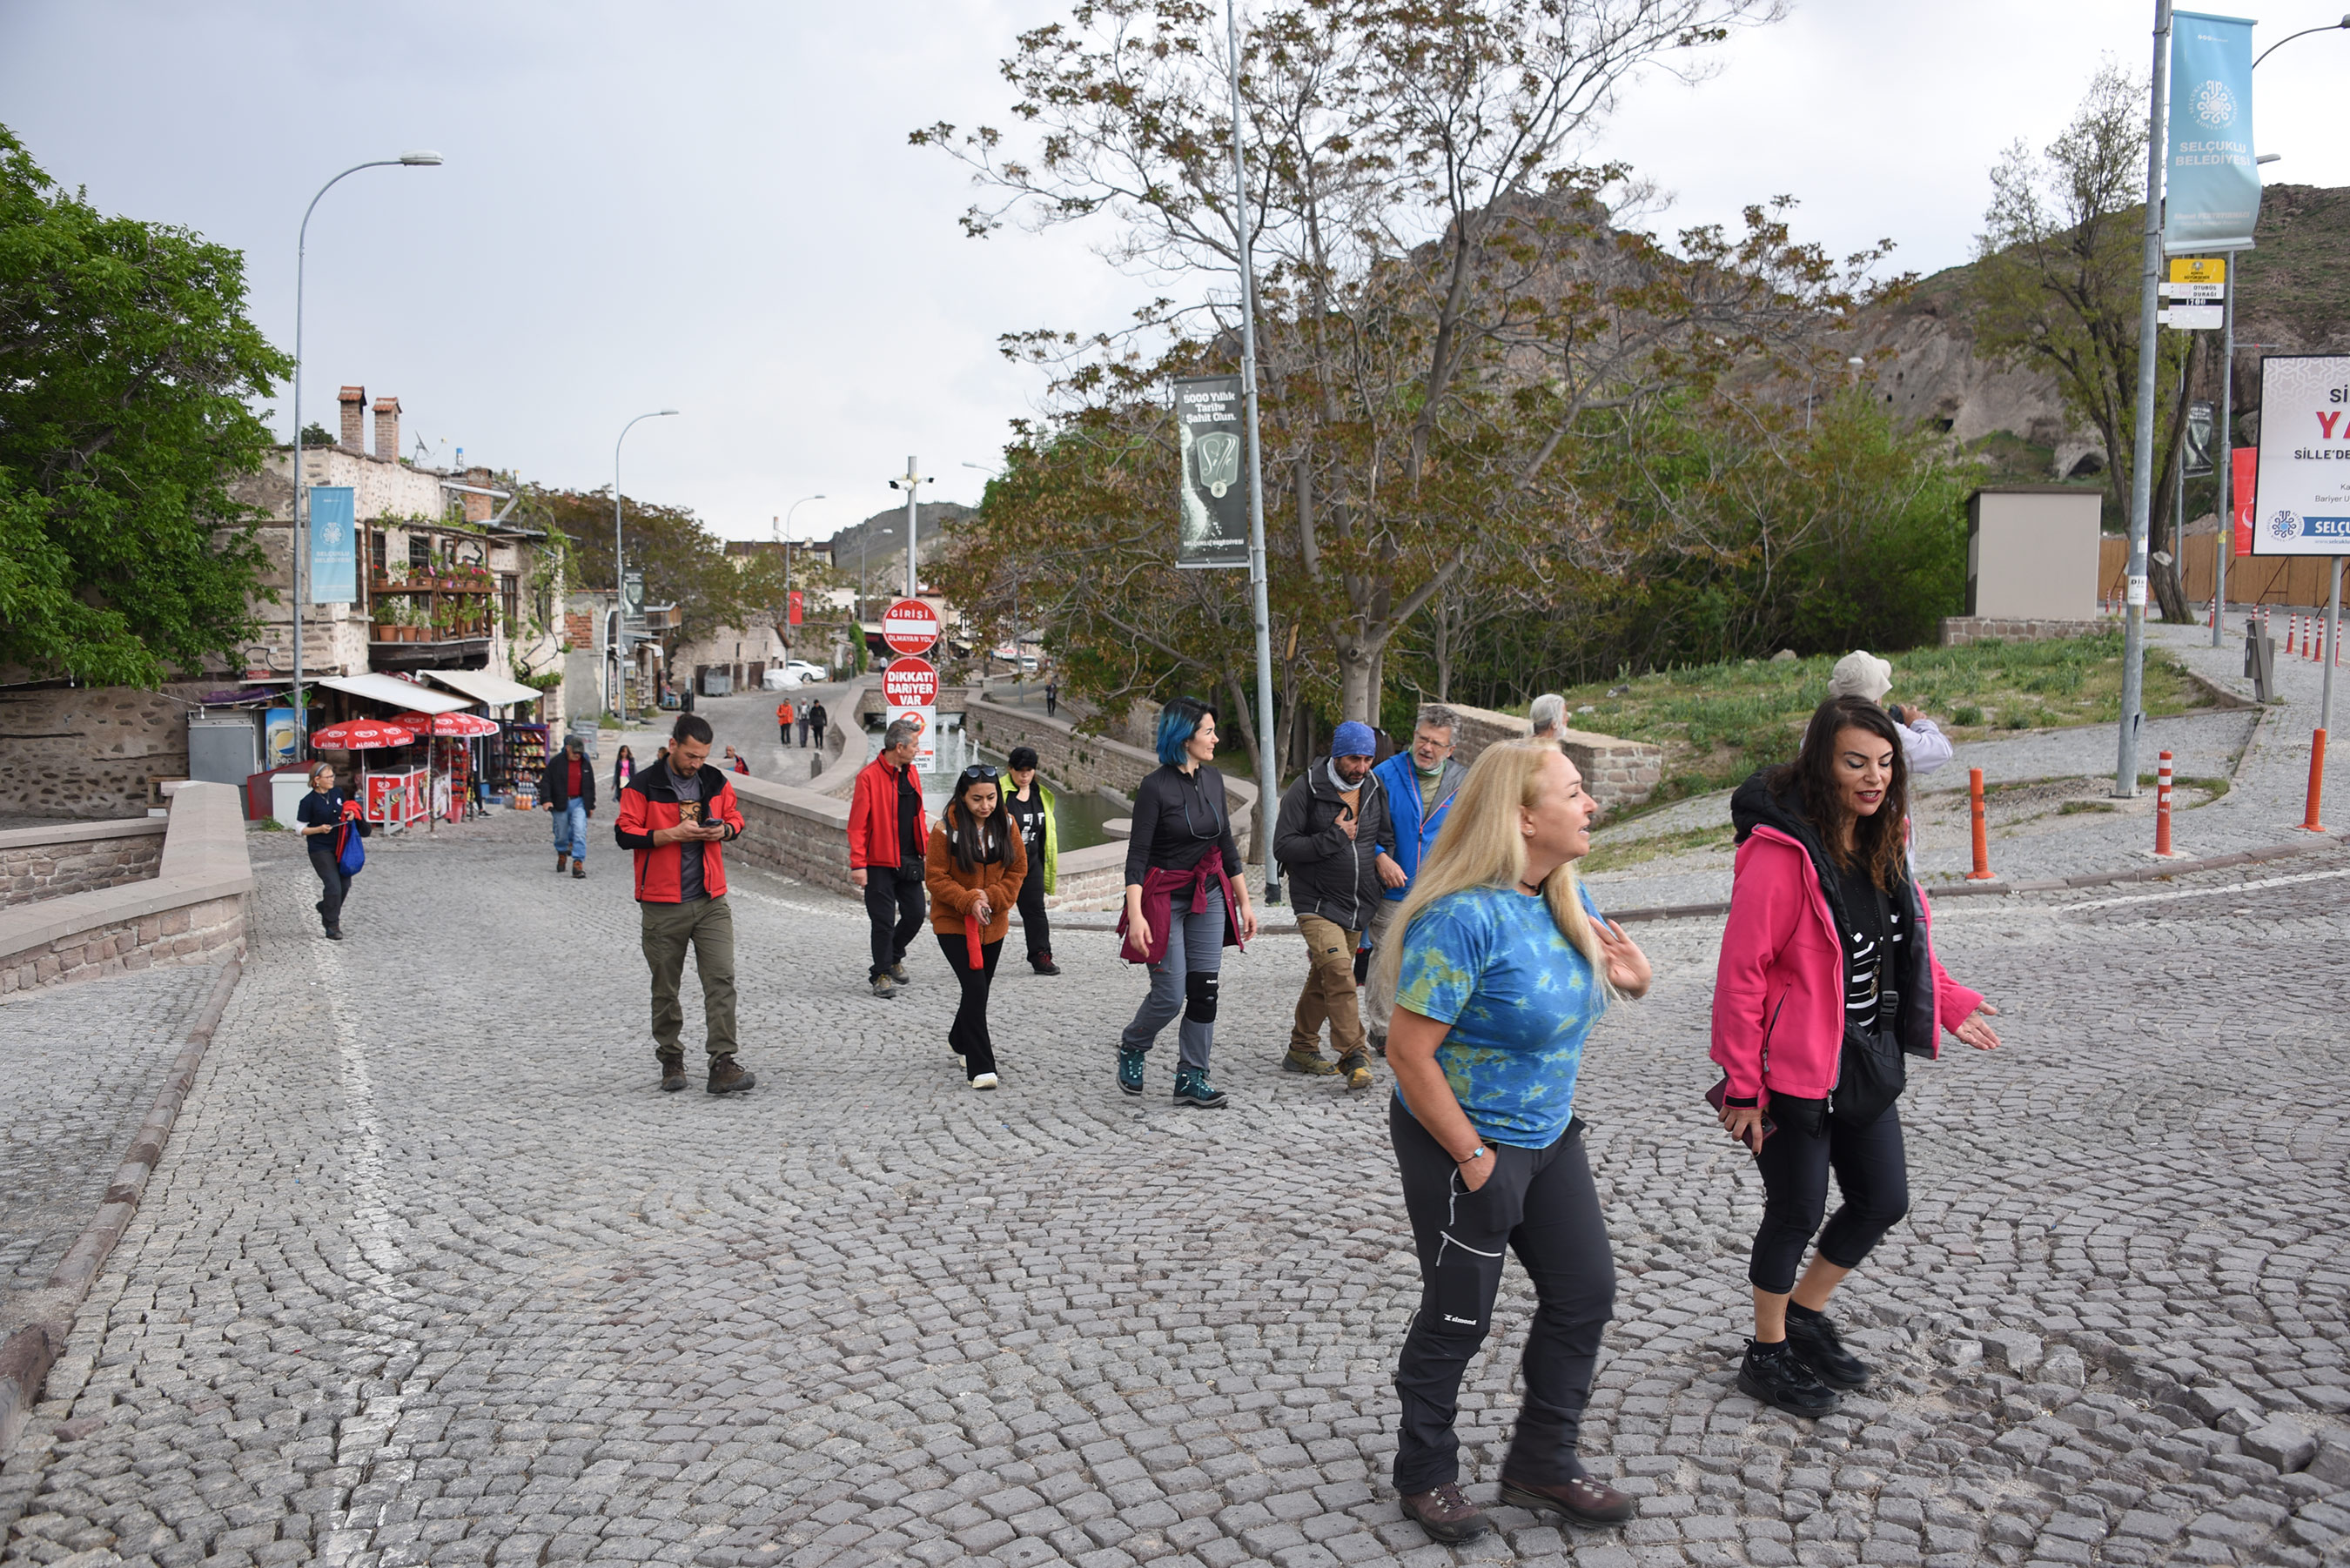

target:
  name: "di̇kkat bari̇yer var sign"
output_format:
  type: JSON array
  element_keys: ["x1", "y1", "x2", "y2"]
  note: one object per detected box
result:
[
  {"x1": 2252, "y1": 355, "x2": 2350, "y2": 555},
  {"x1": 1173, "y1": 374, "x2": 1250, "y2": 570}
]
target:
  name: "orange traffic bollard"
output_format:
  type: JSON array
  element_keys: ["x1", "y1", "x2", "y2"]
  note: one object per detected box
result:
[
  {"x1": 2304, "y1": 729, "x2": 2328, "y2": 833},
  {"x1": 2154, "y1": 749, "x2": 2174, "y2": 856},
  {"x1": 1966, "y1": 767, "x2": 1996, "y2": 880}
]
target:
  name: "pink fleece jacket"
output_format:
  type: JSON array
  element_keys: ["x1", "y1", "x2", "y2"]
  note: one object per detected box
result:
[{"x1": 1709, "y1": 824, "x2": 1984, "y2": 1104}]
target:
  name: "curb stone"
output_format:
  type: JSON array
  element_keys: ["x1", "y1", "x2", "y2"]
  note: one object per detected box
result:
[{"x1": 0, "y1": 955, "x2": 242, "y2": 1457}]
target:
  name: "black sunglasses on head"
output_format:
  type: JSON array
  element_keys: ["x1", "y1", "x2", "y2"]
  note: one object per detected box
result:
[{"x1": 960, "y1": 764, "x2": 1001, "y2": 784}]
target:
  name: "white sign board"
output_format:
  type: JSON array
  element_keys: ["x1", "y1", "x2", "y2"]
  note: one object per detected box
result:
[
  {"x1": 884, "y1": 706, "x2": 937, "y2": 771},
  {"x1": 2161, "y1": 305, "x2": 2224, "y2": 331},
  {"x1": 2253, "y1": 356, "x2": 2350, "y2": 554}
]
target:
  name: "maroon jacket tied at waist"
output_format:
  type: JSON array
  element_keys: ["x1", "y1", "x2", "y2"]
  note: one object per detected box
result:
[{"x1": 1118, "y1": 857, "x2": 1245, "y2": 965}]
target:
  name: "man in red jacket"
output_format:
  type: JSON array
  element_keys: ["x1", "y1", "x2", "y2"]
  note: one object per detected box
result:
[
  {"x1": 615, "y1": 714, "x2": 755, "y2": 1095},
  {"x1": 848, "y1": 716, "x2": 929, "y2": 999}
]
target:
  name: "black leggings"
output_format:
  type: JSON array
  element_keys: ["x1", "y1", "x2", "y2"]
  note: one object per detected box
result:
[
  {"x1": 937, "y1": 934, "x2": 1003, "y2": 1077},
  {"x1": 307, "y1": 844, "x2": 350, "y2": 931},
  {"x1": 1389, "y1": 1098, "x2": 1614, "y2": 1495},
  {"x1": 1748, "y1": 1102, "x2": 1910, "y2": 1295},
  {"x1": 1016, "y1": 864, "x2": 1051, "y2": 961}
]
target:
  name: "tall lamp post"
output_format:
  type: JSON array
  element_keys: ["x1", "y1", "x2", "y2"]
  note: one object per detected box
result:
[
  {"x1": 613, "y1": 408, "x2": 679, "y2": 719},
  {"x1": 290, "y1": 151, "x2": 441, "y2": 746},
  {"x1": 779, "y1": 493, "x2": 824, "y2": 662}
]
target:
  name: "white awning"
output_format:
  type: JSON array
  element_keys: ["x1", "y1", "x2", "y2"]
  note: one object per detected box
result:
[
  {"x1": 315, "y1": 673, "x2": 474, "y2": 714},
  {"x1": 423, "y1": 667, "x2": 544, "y2": 707}
]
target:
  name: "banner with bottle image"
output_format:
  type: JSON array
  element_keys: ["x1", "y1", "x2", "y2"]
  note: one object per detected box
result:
[{"x1": 1173, "y1": 374, "x2": 1250, "y2": 569}]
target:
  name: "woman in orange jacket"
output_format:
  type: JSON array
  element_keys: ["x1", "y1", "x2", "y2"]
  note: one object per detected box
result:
[{"x1": 926, "y1": 764, "x2": 1028, "y2": 1089}]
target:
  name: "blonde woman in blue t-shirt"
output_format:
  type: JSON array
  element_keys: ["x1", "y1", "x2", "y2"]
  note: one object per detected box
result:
[{"x1": 1372, "y1": 741, "x2": 1654, "y2": 1546}]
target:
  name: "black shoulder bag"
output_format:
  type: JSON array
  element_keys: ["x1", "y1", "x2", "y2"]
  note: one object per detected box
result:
[{"x1": 1831, "y1": 876, "x2": 1905, "y2": 1129}]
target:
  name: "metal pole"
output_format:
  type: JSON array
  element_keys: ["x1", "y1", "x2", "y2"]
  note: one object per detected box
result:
[
  {"x1": 2214, "y1": 252, "x2": 2237, "y2": 645},
  {"x1": 613, "y1": 410, "x2": 678, "y2": 719},
  {"x1": 1225, "y1": 0, "x2": 1282, "y2": 902},
  {"x1": 2116, "y1": 0, "x2": 2172, "y2": 799},
  {"x1": 903, "y1": 457, "x2": 921, "y2": 600},
  {"x1": 2326, "y1": 558, "x2": 2342, "y2": 734}
]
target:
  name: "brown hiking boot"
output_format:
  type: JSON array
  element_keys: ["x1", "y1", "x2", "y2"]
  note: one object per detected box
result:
[
  {"x1": 1338, "y1": 1050, "x2": 1374, "y2": 1091},
  {"x1": 1497, "y1": 1473, "x2": 1636, "y2": 1527},
  {"x1": 572, "y1": 862, "x2": 586, "y2": 879},
  {"x1": 1282, "y1": 1047, "x2": 1339, "y2": 1075},
  {"x1": 555, "y1": 852, "x2": 568, "y2": 874},
  {"x1": 706, "y1": 1055, "x2": 756, "y2": 1096},
  {"x1": 1399, "y1": 1482, "x2": 1488, "y2": 1544},
  {"x1": 658, "y1": 1054, "x2": 687, "y2": 1093}
]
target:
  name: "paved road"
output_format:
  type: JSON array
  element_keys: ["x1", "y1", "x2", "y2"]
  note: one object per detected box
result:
[{"x1": 4, "y1": 808, "x2": 2347, "y2": 1568}]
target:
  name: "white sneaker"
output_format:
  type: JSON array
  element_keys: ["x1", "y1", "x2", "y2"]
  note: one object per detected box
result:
[{"x1": 970, "y1": 1073, "x2": 999, "y2": 1090}]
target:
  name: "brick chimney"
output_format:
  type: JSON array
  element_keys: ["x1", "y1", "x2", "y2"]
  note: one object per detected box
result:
[
  {"x1": 373, "y1": 396, "x2": 401, "y2": 463},
  {"x1": 338, "y1": 386, "x2": 366, "y2": 450},
  {"x1": 462, "y1": 466, "x2": 494, "y2": 523}
]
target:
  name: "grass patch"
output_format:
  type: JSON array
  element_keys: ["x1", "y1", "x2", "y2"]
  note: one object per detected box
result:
[
  {"x1": 255, "y1": 817, "x2": 284, "y2": 832},
  {"x1": 2058, "y1": 801, "x2": 2117, "y2": 815},
  {"x1": 1582, "y1": 821, "x2": 1736, "y2": 874},
  {"x1": 1549, "y1": 631, "x2": 2211, "y2": 803}
]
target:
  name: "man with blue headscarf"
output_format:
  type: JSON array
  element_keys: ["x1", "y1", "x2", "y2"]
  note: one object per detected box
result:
[{"x1": 1273, "y1": 720, "x2": 1390, "y2": 1089}]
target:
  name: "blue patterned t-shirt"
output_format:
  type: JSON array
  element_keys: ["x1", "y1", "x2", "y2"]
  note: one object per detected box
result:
[{"x1": 1393, "y1": 883, "x2": 1608, "y2": 1148}]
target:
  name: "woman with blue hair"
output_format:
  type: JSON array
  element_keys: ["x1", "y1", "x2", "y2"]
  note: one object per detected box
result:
[{"x1": 1117, "y1": 696, "x2": 1260, "y2": 1106}]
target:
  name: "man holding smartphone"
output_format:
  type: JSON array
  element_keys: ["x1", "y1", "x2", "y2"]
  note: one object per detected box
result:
[
  {"x1": 616, "y1": 714, "x2": 755, "y2": 1095},
  {"x1": 1272, "y1": 721, "x2": 1390, "y2": 1089}
]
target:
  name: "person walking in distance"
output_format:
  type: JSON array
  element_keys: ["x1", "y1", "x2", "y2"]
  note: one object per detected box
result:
[
  {"x1": 1001, "y1": 746, "x2": 1061, "y2": 975},
  {"x1": 1379, "y1": 742, "x2": 1652, "y2": 1543},
  {"x1": 613, "y1": 744, "x2": 637, "y2": 795},
  {"x1": 1044, "y1": 679, "x2": 1059, "y2": 719},
  {"x1": 808, "y1": 700, "x2": 828, "y2": 754},
  {"x1": 294, "y1": 761, "x2": 370, "y2": 941},
  {"x1": 540, "y1": 734, "x2": 596, "y2": 880},
  {"x1": 1712, "y1": 696, "x2": 2002, "y2": 1417},
  {"x1": 614, "y1": 714, "x2": 755, "y2": 1096},
  {"x1": 1363, "y1": 707, "x2": 1468, "y2": 1055},
  {"x1": 776, "y1": 694, "x2": 796, "y2": 749},
  {"x1": 796, "y1": 701, "x2": 812, "y2": 747},
  {"x1": 849, "y1": 717, "x2": 930, "y2": 999},
  {"x1": 1116, "y1": 698, "x2": 1260, "y2": 1108},
  {"x1": 926, "y1": 765, "x2": 1028, "y2": 1089},
  {"x1": 1528, "y1": 694, "x2": 1568, "y2": 747},
  {"x1": 1828, "y1": 653, "x2": 1952, "y2": 777},
  {"x1": 1272, "y1": 720, "x2": 1387, "y2": 1090}
]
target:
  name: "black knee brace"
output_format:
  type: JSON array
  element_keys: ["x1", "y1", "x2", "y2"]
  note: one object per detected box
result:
[{"x1": 1184, "y1": 969, "x2": 1219, "y2": 1023}]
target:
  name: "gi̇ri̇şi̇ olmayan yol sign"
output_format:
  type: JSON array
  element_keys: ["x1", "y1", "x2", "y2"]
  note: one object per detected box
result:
[{"x1": 1173, "y1": 374, "x2": 1249, "y2": 569}]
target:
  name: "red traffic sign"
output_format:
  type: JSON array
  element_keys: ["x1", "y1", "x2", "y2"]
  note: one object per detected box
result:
[
  {"x1": 883, "y1": 656, "x2": 939, "y2": 707},
  {"x1": 883, "y1": 598, "x2": 941, "y2": 654}
]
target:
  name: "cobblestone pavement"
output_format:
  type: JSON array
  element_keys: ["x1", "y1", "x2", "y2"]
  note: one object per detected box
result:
[
  {"x1": 4, "y1": 806, "x2": 2348, "y2": 1568},
  {"x1": 0, "y1": 963, "x2": 223, "y2": 1295}
]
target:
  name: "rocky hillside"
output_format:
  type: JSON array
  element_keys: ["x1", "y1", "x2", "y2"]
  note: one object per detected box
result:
[{"x1": 1851, "y1": 182, "x2": 2350, "y2": 483}]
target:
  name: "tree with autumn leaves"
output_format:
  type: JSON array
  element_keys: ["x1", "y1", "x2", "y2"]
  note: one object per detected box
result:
[{"x1": 922, "y1": 0, "x2": 1968, "y2": 766}]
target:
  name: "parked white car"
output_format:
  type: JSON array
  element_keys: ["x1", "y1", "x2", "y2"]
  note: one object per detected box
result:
[{"x1": 761, "y1": 661, "x2": 829, "y2": 690}]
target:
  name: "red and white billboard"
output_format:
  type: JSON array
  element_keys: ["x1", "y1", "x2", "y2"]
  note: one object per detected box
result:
[{"x1": 883, "y1": 598, "x2": 941, "y2": 654}]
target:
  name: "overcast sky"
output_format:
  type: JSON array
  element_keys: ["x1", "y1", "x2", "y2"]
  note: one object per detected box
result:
[{"x1": 5, "y1": 1, "x2": 2343, "y2": 545}]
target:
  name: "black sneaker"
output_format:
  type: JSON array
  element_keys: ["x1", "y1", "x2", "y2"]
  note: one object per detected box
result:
[
  {"x1": 1737, "y1": 1338, "x2": 1840, "y2": 1417},
  {"x1": 1785, "y1": 1306, "x2": 1871, "y2": 1390}
]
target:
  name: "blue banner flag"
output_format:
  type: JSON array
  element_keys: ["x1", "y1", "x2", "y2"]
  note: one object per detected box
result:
[
  {"x1": 2165, "y1": 11, "x2": 2259, "y2": 253},
  {"x1": 308, "y1": 486, "x2": 357, "y2": 605}
]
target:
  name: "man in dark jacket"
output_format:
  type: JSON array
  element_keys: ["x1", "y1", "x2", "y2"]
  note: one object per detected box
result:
[
  {"x1": 540, "y1": 734, "x2": 597, "y2": 879},
  {"x1": 1273, "y1": 720, "x2": 1388, "y2": 1090}
]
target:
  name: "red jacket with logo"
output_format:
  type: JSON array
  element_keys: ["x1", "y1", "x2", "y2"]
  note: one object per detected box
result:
[
  {"x1": 614, "y1": 762, "x2": 746, "y2": 902},
  {"x1": 848, "y1": 755, "x2": 929, "y2": 870}
]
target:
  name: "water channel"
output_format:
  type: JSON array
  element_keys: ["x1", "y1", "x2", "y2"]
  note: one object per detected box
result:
[{"x1": 857, "y1": 714, "x2": 1124, "y2": 851}]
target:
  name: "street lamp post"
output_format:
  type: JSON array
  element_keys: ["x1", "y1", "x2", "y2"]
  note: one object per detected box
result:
[
  {"x1": 780, "y1": 494, "x2": 823, "y2": 659},
  {"x1": 290, "y1": 151, "x2": 440, "y2": 746},
  {"x1": 613, "y1": 409, "x2": 679, "y2": 719}
]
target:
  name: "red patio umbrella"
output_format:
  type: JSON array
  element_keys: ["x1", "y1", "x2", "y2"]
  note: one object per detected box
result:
[
  {"x1": 309, "y1": 720, "x2": 417, "y2": 749},
  {"x1": 389, "y1": 710, "x2": 499, "y2": 738}
]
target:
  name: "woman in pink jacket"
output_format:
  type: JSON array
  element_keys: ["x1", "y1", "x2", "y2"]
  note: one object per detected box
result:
[{"x1": 1710, "y1": 696, "x2": 2003, "y2": 1417}]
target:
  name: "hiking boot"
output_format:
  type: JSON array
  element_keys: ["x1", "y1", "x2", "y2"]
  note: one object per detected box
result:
[
  {"x1": 658, "y1": 1054, "x2": 688, "y2": 1093},
  {"x1": 1117, "y1": 1046, "x2": 1147, "y2": 1096},
  {"x1": 1737, "y1": 1338, "x2": 1841, "y2": 1417},
  {"x1": 870, "y1": 974, "x2": 896, "y2": 1000},
  {"x1": 323, "y1": 927, "x2": 344, "y2": 941},
  {"x1": 1497, "y1": 1473, "x2": 1636, "y2": 1527},
  {"x1": 1338, "y1": 1050, "x2": 1374, "y2": 1091},
  {"x1": 1172, "y1": 1066, "x2": 1229, "y2": 1109},
  {"x1": 1785, "y1": 1304, "x2": 1872, "y2": 1390},
  {"x1": 1369, "y1": 1034, "x2": 1388, "y2": 1059},
  {"x1": 1399, "y1": 1482, "x2": 1488, "y2": 1545},
  {"x1": 889, "y1": 962, "x2": 912, "y2": 986},
  {"x1": 1031, "y1": 953, "x2": 1062, "y2": 975},
  {"x1": 1283, "y1": 1047, "x2": 1339, "y2": 1075},
  {"x1": 555, "y1": 853, "x2": 568, "y2": 874},
  {"x1": 572, "y1": 862, "x2": 586, "y2": 879},
  {"x1": 706, "y1": 1055, "x2": 756, "y2": 1096}
]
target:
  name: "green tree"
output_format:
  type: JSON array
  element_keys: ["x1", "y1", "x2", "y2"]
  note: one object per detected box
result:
[
  {"x1": 535, "y1": 486, "x2": 762, "y2": 651},
  {"x1": 1971, "y1": 62, "x2": 2195, "y2": 623},
  {"x1": 0, "y1": 124, "x2": 291, "y2": 685}
]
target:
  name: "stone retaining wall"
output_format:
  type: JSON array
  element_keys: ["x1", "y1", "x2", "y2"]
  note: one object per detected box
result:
[
  {"x1": 0, "y1": 782, "x2": 252, "y2": 995},
  {"x1": 1940, "y1": 616, "x2": 2106, "y2": 647},
  {"x1": 1420, "y1": 700, "x2": 1663, "y2": 814},
  {"x1": 0, "y1": 682, "x2": 210, "y2": 821},
  {"x1": 1, "y1": 819, "x2": 166, "y2": 908}
]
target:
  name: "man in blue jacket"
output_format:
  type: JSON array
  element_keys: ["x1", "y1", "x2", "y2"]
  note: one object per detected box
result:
[{"x1": 1362, "y1": 706, "x2": 1467, "y2": 1055}]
